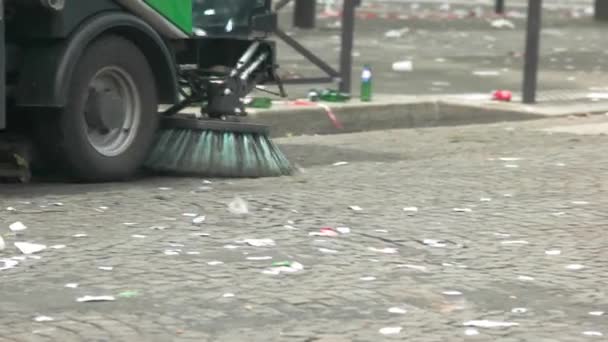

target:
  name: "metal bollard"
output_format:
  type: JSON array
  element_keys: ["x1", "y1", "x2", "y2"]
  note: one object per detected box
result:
[
  {"x1": 522, "y1": 0, "x2": 542, "y2": 104},
  {"x1": 339, "y1": 0, "x2": 361, "y2": 94},
  {"x1": 495, "y1": 0, "x2": 505, "y2": 14},
  {"x1": 294, "y1": 0, "x2": 316, "y2": 29},
  {"x1": 595, "y1": 0, "x2": 608, "y2": 21}
]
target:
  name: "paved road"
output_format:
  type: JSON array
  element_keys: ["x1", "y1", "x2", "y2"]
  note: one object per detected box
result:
[{"x1": 1, "y1": 116, "x2": 607, "y2": 341}]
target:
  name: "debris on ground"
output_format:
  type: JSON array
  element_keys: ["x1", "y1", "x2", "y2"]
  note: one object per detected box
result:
[
  {"x1": 65, "y1": 283, "x2": 79, "y2": 289},
  {"x1": 388, "y1": 307, "x2": 407, "y2": 314},
  {"x1": 0, "y1": 235, "x2": 4, "y2": 251},
  {"x1": 336, "y1": 227, "x2": 351, "y2": 234},
  {"x1": 239, "y1": 239, "x2": 276, "y2": 247},
  {"x1": 192, "y1": 216, "x2": 206, "y2": 225},
  {"x1": 422, "y1": 239, "x2": 447, "y2": 247},
  {"x1": 33, "y1": 316, "x2": 54, "y2": 322},
  {"x1": 463, "y1": 320, "x2": 519, "y2": 328},
  {"x1": 565, "y1": 264, "x2": 585, "y2": 270},
  {"x1": 228, "y1": 197, "x2": 249, "y2": 215},
  {"x1": 319, "y1": 248, "x2": 339, "y2": 254},
  {"x1": 392, "y1": 60, "x2": 413, "y2": 72},
  {"x1": 76, "y1": 295, "x2": 116, "y2": 303},
  {"x1": 464, "y1": 328, "x2": 480, "y2": 336},
  {"x1": 473, "y1": 70, "x2": 500, "y2": 77},
  {"x1": 349, "y1": 205, "x2": 363, "y2": 211},
  {"x1": 9, "y1": 221, "x2": 27, "y2": 232},
  {"x1": 332, "y1": 161, "x2": 349, "y2": 166},
  {"x1": 403, "y1": 206, "x2": 419, "y2": 213},
  {"x1": 368, "y1": 247, "x2": 398, "y2": 254},
  {"x1": 490, "y1": 19, "x2": 515, "y2": 29},
  {"x1": 117, "y1": 290, "x2": 140, "y2": 298},
  {"x1": 384, "y1": 27, "x2": 409, "y2": 38},
  {"x1": 0, "y1": 258, "x2": 18, "y2": 271},
  {"x1": 582, "y1": 331, "x2": 603, "y2": 337},
  {"x1": 442, "y1": 291, "x2": 463, "y2": 296},
  {"x1": 545, "y1": 250, "x2": 561, "y2": 255},
  {"x1": 14, "y1": 242, "x2": 46, "y2": 255},
  {"x1": 493, "y1": 90, "x2": 512, "y2": 102},
  {"x1": 453, "y1": 208, "x2": 472, "y2": 213},
  {"x1": 263, "y1": 261, "x2": 303, "y2": 275},
  {"x1": 310, "y1": 227, "x2": 340, "y2": 237},
  {"x1": 379, "y1": 326, "x2": 402, "y2": 335}
]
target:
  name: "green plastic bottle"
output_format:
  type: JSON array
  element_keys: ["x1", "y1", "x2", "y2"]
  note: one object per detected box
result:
[
  {"x1": 248, "y1": 97, "x2": 273, "y2": 109},
  {"x1": 360, "y1": 65, "x2": 372, "y2": 102},
  {"x1": 320, "y1": 89, "x2": 351, "y2": 102}
]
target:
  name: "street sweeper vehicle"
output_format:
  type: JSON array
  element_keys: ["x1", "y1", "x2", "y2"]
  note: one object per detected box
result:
[{"x1": 0, "y1": 0, "x2": 292, "y2": 182}]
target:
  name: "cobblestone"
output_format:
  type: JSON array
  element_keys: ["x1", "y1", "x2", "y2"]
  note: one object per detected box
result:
[{"x1": 1, "y1": 117, "x2": 608, "y2": 340}]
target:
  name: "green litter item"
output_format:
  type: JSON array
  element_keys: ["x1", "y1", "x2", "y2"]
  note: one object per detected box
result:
[
  {"x1": 117, "y1": 290, "x2": 140, "y2": 298},
  {"x1": 248, "y1": 97, "x2": 273, "y2": 109},
  {"x1": 272, "y1": 261, "x2": 292, "y2": 267},
  {"x1": 320, "y1": 89, "x2": 351, "y2": 102}
]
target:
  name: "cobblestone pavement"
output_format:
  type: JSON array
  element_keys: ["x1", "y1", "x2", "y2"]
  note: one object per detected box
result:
[{"x1": 1, "y1": 116, "x2": 608, "y2": 341}]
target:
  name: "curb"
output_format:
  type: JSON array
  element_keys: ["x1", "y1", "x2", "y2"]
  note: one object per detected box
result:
[{"x1": 244, "y1": 99, "x2": 551, "y2": 138}]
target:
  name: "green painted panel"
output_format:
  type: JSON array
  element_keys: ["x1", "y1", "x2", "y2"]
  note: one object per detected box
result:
[{"x1": 144, "y1": 0, "x2": 193, "y2": 34}]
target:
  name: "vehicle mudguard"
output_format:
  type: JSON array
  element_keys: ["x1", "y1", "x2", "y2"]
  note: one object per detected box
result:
[{"x1": 16, "y1": 11, "x2": 179, "y2": 108}]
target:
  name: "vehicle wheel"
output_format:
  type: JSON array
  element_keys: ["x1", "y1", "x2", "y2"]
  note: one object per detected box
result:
[{"x1": 34, "y1": 35, "x2": 158, "y2": 182}]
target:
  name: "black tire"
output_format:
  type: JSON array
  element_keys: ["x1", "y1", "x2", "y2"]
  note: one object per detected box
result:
[{"x1": 34, "y1": 35, "x2": 158, "y2": 182}]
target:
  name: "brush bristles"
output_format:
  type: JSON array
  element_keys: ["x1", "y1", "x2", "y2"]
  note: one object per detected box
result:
[{"x1": 144, "y1": 128, "x2": 293, "y2": 178}]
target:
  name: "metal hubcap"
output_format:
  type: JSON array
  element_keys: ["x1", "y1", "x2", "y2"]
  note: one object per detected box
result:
[{"x1": 84, "y1": 66, "x2": 141, "y2": 157}]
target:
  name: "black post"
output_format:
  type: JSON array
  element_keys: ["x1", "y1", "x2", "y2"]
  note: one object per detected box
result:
[
  {"x1": 595, "y1": 0, "x2": 608, "y2": 21},
  {"x1": 522, "y1": 0, "x2": 542, "y2": 104},
  {"x1": 294, "y1": 0, "x2": 316, "y2": 29},
  {"x1": 495, "y1": 0, "x2": 505, "y2": 14},
  {"x1": 339, "y1": 0, "x2": 359, "y2": 94}
]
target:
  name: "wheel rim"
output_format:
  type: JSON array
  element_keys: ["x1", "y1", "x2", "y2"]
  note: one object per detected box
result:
[{"x1": 84, "y1": 66, "x2": 141, "y2": 157}]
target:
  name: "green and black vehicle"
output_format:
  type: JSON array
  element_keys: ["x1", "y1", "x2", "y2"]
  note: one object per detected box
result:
[{"x1": 0, "y1": 0, "x2": 280, "y2": 181}]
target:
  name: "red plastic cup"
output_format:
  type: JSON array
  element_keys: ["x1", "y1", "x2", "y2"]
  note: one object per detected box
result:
[{"x1": 493, "y1": 90, "x2": 512, "y2": 102}]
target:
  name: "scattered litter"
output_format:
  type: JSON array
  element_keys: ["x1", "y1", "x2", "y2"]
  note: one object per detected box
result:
[
  {"x1": 203, "y1": 180, "x2": 212, "y2": 184},
  {"x1": 571, "y1": 201, "x2": 589, "y2": 205},
  {"x1": 336, "y1": 227, "x2": 351, "y2": 234},
  {"x1": 453, "y1": 208, "x2": 472, "y2": 213},
  {"x1": 552, "y1": 212, "x2": 566, "y2": 216},
  {"x1": 9, "y1": 221, "x2": 27, "y2": 232},
  {"x1": 403, "y1": 207, "x2": 419, "y2": 213},
  {"x1": 131, "y1": 235, "x2": 146, "y2": 239},
  {"x1": 442, "y1": 291, "x2": 463, "y2": 296},
  {"x1": 34, "y1": 316, "x2": 54, "y2": 322},
  {"x1": 493, "y1": 90, "x2": 512, "y2": 102},
  {"x1": 223, "y1": 293, "x2": 235, "y2": 298},
  {"x1": 375, "y1": 229, "x2": 388, "y2": 233},
  {"x1": 190, "y1": 232, "x2": 209, "y2": 237},
  {"x1": 158, "y1": 187, "x2": 172, "y2": 191},
  {"x1": 582, "y1": 331, "x2": 603, "y2": 337},
  {"x1": 98, "y1": 266, "x2": 113, "y2": 271},
  {"x1": 247, "y1": 256, "x2": 272, "y2": 261},
  {"x1": 0, "y1": 258, "x2": 18, "y2": 271},
  {"x1": 263, "y1": 261, "x2": 303, "y2": 275},
  {"x1": 50, "y1": 245, "x2": 66, "y2": 249},
  {"x1": 0, "y1": 235, "x2": 4, "y2": 251},
  {"x1": 123, "y1": 222, "x2": 137, "y2": 226},
  {"x1": 384, "y1": 28, "x2": 409, "y2": 38},
  {"x1": 480, "y1": 198, "x2": 492, "y2": 202},
  {"x1": 240, "y1": 239, "x2": 275, "y2": 247},
  {"x1": 392, "y1": 60, "x2": 413, "y2": 72},
  {"x1": 15, "y1": 242, "x2": 46, "y2": 255},
  {"x1": 432, "y1": 81, "x2": 450, "y2": 87},
  {"x1": 398, "y1": 264, "x2": 428, "y2": 272},
  {"x1": 491, "y1": 18, "x2": 515, "y2": 29},
  {"x1": 349, "y1": 205, "x2": 363, "y2": 211},
  {"x1": 117, "y1": 290, "x2": 140, "y2": 298},
  {"x1": 72, "y1": 234, "x2": 88, "y2": 238},
  {"x1": 224, "y1": 244, "x2": 240, "y2": 249},
  {"x1": 169, "y1": 243, "x2": 184, "y2": 247},
  {"x1": 150, "y1": 225, "x2": 168, "y2": 230},
  {"x1": 163, "y1": 250, "x2": 180, "y2": 256},
  {"x1": 360, "y1": 276, "x2": 376, "y2": 281},
  {"x1": 589, "y1": 311, "x2": 604, "y2": 316},
  {"x1": 473, "y1": 70, "x2": 500, "y2": 77},
  {"x1": 435, "y1": 58, "x2": 446, "y2": 63},
  {"x1": 511, "y1": 307, "x2": 528, "y2": 313},
  {"x1": 517, "y1": 275, "x2": 535, "y2": 281},
  {"x1": 501, "y1": 240, "x2": 529, "y2": 245},
  {"x1": 65, "y1": 283, "x2": 79, "y2": 289},
  {"x1": 388, "y1": 307, "x2": 407, "y2": 314},
  {"x1": 77, "y1": 296, "x2": 115, "y2": 303},
  {"x1": 368, "y1": 247, "x2": 398, "y2": 254},
  {"x1": 284, "y1": 225, "x2": 297, "y2": 230},
  {"x1": 333, "y1": 161, "x2": 349, "y2": 166},
  {"x1": 423, "y1": 239, "x2": 447, "y2": 248},
  {"x1": 545, "y1": 250, "x2": 561, "y2": 256},
  {"x1": 182, "y1": 213, "x2": 198, "y2": 217},
  {"x1": 463, "y1": 320, "x2": 519, "y2": 328},
  {"x1": 464, "y1": 328, "x2": 480, "y2": 336},
  {"x1": 379, "y1": 327, "x2": 402, "y2": 335},
  {"x1": 310, "y1": 227, "x2": 339, "y2": 237},
  {"x1": 192, "y1": 216, "x2": 206, "y2": 224},
  {"x1": 207, "y1": 261, "x2": 223, "y2": 266},
  {"x1": 493, "y1": 232, "x2": 511, "y2": 238},
  {"x1": 505, "y1": 164, "x2": 519, "y2": 168},
  {"x1": 186, "y1": 251, "x2": 200, "y2": 255},
  {"x1": 6, "y1": 207, "x2": 16, "y2": 211},
  {"x1": 228, "y1": 197, "x2": 249, "y2": 215},
  {"x1": 566, "y1": 264, "x2": 585, "y2": 270},
  {"x1": 319, "y1": 248, "x2": 339, "y2": 254}
]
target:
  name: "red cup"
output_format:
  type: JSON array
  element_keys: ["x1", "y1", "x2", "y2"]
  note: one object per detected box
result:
[{"x1": 493, "y1": 90, "x2": 512, "y2": 102}]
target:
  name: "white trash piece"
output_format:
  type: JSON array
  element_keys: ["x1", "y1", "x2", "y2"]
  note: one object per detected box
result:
[
  {"x1": 9, "y1": 221, "x2": 27, "y2": 232},
  {"x1": 490, "y1": 18, "x2": 515, "y2": 29},
  {"x1": 392, "y1": 60, "x2": 413, "y2": 72},
  {"x1": 240, "y1": 239, "x2": 275, "y2": 247},
  {"x1": 384, "y1": 28, "x2": 410, "y2": 38},
  {"x1": 76, "y1": 295, "x2": 115, "y2": 303},
  {"x1": 463, "y1": 320, "x2": 519, "y2": 328},
  {"x1": 228, "y1": 197, "x2": 249, "y2": 215},
  {"x1": 379, "y1": 327, "x2": 402, "y2": 335},
  {"x1": 0, "y1": 258, "x2": 18, "y2": 271},
  {"x1": 0, "y1": 235, "x2": 5, "y2": 251},
  {"x1": 15, "y1": 242, "x2": 47, "y2": 255}
]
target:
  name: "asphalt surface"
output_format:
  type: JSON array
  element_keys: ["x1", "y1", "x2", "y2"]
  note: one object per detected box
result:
[{"x1": 1, "y1": 116, "x2": 607, "y2": 341}]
